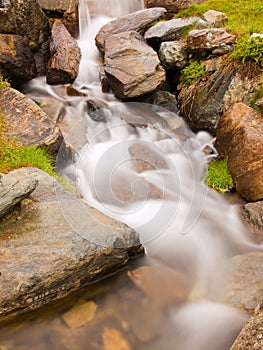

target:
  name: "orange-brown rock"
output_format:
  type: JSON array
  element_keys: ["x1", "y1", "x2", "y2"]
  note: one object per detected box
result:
[
  {"x1": 47, "y1": 20, "x2": 81, "y2": 85},
  {"x1": 216, "y1": 103, "x2": 263, "y2": 201}
]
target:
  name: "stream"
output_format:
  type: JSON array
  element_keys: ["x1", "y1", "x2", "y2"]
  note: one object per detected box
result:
[{"x1": 0, "y1": 0, "x2": 262, "y2": 349}]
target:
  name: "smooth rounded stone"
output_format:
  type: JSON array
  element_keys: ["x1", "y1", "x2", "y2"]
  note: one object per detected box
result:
[
  {"x1": 202, "y1": 10, "x2": 228, "y2": 27},
  {"x1": 0, "y1": 34, "x2": 37, "y2": 85},
  {"x1": 61, "y1": 300, "x2": 97, "y2": 329},
  {"x1": 230, "y1": 298, "x2": 263, "y2": 350},
  {"x1": 0, "y1": 168, "x2": 38, "y2": 219},
  {"x1": 186, "y1": 28, "x2": 236, "y2": 54},
  {"x1": 0, "y1": 168, "x2": 144, "y2": 321},
  {"x1": 159, "y1": 41, "x2": 187, "y2": 69},
  {"x1": 95, "y1": 7, "x2": 167, "y2": 54},
  {"x1": 86, "y1": 98, "x2": 108, "y2": 122},
  {"x1": 47, "y1": 20, "x2": 81, "y2": 85},
  {"x1": 220, "y1": 252, "x2": 263, "y2": 313},
  {"x1": 0, "y1": 87, "x2": 62, "y2": 154},
  {"x1": 145, "y1": 17, "x2": 199, "y2": 46},
  {"x1": 104, "y1": 31, "x2": 166, "y2": 99},
  {"x1": 102, "y1": 328, "x2": 132, "y2": 350},
  {"x1": 216, "y1": 103, "x2": 263, "y2": 202}
]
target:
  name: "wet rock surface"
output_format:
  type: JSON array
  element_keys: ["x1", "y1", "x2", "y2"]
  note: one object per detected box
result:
[
  {"x1": 47, "y1": 20, "x2": 81, "y2": 85},
  {"x1": 0, "y1": 168, "x2": 144, "y2": 321},
  {"x1": 104, "y1": 31, "x2": 166, "y2": 99},
  {"x1": 0, "y1": 168, "x2": 38, "y2": 219},
  {"x1": 95, "y1": 7, "x2": 167, "y2": 54},
  {"x1": 0, "y1": 34, "x2": 37, "y2": 85},
  {"x1": 230, "y1": 298, "x2": 263, "y2": 350},
  {"x1": 0, "y1": 87, "x2": 62, "y2": 154},
  {"x1": 216, "y1": 103, "x2": 263, "y2": 202}
]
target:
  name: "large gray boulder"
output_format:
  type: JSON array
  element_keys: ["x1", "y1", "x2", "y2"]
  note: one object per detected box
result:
[
  {"x1": 0, "y1": 34, "x2": 37, "y2": 84},
  {"x1": 104, "y1": 31, "x2": 166, "y2": 99},
  {"x1": 0, "y1": 168, "x2": 38, "y2": 219},
  {"x1": 216, "y1": 103, "x2": 263, "y2": 202},
  {"x1": 144, "y1": 17, "x2": 199, "y2": 46},
  {"x1": 95, "y1": 7, "x2": 167, "y2": 54},
  {"x1": 0, "y1": 168, "x2": 143, "y2": 321},
  {"x1": 159, "y1": 41, "x2": 188, "y2": 69}
]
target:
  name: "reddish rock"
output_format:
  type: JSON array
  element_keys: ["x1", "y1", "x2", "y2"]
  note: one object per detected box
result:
[
  {"x1": 216, "y1": 103, "x2": 263, "y2": 201},
  {"x1": 186, "y1": 28, "x2": 236, "y2": 54},
  {"x1": 144, "y1": 0, "x2": 206, "y2": 13},
  {"x1": 104, "y1": 31, "x2": 166, "y2": 99},
  {"x1": 47, "y1": 20, "x2": 81, "y2": 85}
]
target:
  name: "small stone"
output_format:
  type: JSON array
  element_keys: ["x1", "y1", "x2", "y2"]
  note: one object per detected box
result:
[
  {"x1": 102, "y1": 328, "x2": 131, "y2": 350},
  {"x1": 203, "y1": 10, "x2": 228, "y2": 27},
  {"x1": 62, "y1": 300, "x2": 97, "y2": 329}
]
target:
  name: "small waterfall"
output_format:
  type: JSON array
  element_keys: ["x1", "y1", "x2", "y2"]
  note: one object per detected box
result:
[{"x1": 22, "y1": 1, "x2": 262, "y2": 349}]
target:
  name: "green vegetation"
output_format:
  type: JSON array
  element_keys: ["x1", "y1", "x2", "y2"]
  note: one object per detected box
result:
[
  {"x1": 175, "y1": 0, "x2": 263, "y2": 36},
  {"x1": 181, "y1": 61, "x2": 205, "y2": 85},
  {"x1": 0, "y1": 75, "x2": 9, "y2": 90},
  {"x1": 231, "y1": 35, "x2": 263, "y2": 67},
  {"x1": 205, "y1": 158, "x2": 234, "y2": 192},
  {"x1": 0, "y1": 113, "x2": 55, "y2": 175}
]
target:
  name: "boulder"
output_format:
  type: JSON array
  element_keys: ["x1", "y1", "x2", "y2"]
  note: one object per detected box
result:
[
  {"x1": 0, "y1": 34, "x2": 37, "y2": 85},
  {"x1": 220, "y1": 252, "x2": 263, "y2": 313},
  {"x1": 186, "y1": 28, "x2": 236, "y2": 55},
  {"x1": 7, "y1": 0, "x2": 50, "y2": 50},
  {"x1": 0, "y1": 168, "x2": 38, "y2": 219},
  {"x1": 144, "y1": 0, "x2": 206, "y2": 13},
  {"x1": 230, "y1": 298, "x2": 263, "y2": 350},
  {"x1": 47, "y1": 20, "x2": 81, "y2": 85},
  {"x1": 159, "y1": 41, "x2": 188, "y2": 69},
  {"x1": 202, "y1": 10, "x2": 228, "y2": 27},
  {"x1": 95, "y1": 7, "x2": 167, "y2": 54},
  {"x1": 104, "y1": 31, "x2": 166, "y2": 99},
  {"x1": 145, "y1": 17, "x2": 199, "y2": 46},
  {"x1": 0, "y1": 87, "x2": 62, "y2": 154},
  {"x1": 38, "y1": 0, "x2": 78, "y2": 13},
  {"x1": 0, "y1": 168, "x2": 143, "y2": 321},
  {"x1": 215, "y1": 103, "x2": 263, "y2": 202},
  {"x1": 243, "y1": 201, "x2": 263, "y2": 243}
]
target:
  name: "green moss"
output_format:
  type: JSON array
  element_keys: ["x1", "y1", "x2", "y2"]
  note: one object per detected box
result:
[
  {"x1": 181, "y1": 61, "x2": 205, "y2": 86},
  {"x1": 175, "y1": 0, "x2": 263, "y2": 36},
  {"x1": 0, "y1": 75, "x2": 9, "y2": 90},
  {"x1": 250, "y1": 83, "x2": 263, "y2": 110},
  {"x1": 205, "y1": 158, "x2": 234, "y2": 192}
]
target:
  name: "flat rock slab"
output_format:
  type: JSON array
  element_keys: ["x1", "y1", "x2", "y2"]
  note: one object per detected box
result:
[
  {"x1": 0, "y1": 168, "x2": 38, "y2": 219},
  {"x1": 0, "y1": 168, "x2": 143, "y2": 322}
]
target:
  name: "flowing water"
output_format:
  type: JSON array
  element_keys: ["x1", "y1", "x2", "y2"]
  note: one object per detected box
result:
[{"x1": 1, "y1": 1, "x2": 262, "y2": 349}]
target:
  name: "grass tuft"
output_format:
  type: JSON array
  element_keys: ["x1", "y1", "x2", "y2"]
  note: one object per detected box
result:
[{"x1": 181, "y1": 61, "x2": 205, "y2": 86}]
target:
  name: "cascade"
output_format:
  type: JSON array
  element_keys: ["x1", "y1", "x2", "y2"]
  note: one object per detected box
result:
[{"x1": 21, "y1": 1, "x2": 263, "y2": 349}]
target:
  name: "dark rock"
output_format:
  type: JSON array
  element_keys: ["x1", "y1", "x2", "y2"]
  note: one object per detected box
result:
[
  {"x1": 33, "y1": 39, "x2": 51, "y2": 76},
  {"x1": 8, "y1": 0, "x2": 50, "y2": 50},
  {"x1": 104, "y1": 31, "x2": 166, "y2": 99},
  {"x1": 0, "y1": 6, "x2": 13, "y2": 33},
  {"x1": 0, "y1": 168, "x2": 143, "y2": 321},
  {"x1": 230, "y1": 297, "x2": 263, "y2": 350},
  {"x1": 178, "y1": 62, "x2": 235, "y2": 134},
  {"x1": 159, "y1": 41, "x2": 188, "y2": 69},
  {"x1": 145, "y1": 17, "x2": 199, "y2": 46},
  {"x1": 186, "y1": 28, "x2": 236, "y2": 55},
  {"x1": 144, "y1": 0, "x2": 206, "y2": 13},
  {"x1": 215, "y1": 103, "x2": 263, "y2": 202},
  {"x1": 0, "y1": 87, "x2": 62, "y2": 154},
  {"x1": 47, "y1": 20, "x2": 81, "y2": 85},
  {"x1": 0, "y1": 169, "x2": 38, "y2": 219},
  {"x1": 0, "y1": 34, "x2": 37, "y2": 85},
  {"x1": 95, "y1": 7, "x2": 167, "y2": 54},
  {"x1": 86, "y1": 98, "x2": 108, "y2": 122}
]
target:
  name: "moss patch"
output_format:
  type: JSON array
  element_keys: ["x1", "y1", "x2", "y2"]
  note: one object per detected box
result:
[
  {"x1": 181, "y1": 61, "x2": 205, "y2": 86},
  {"x1": 205, "y1": 158, "x2": 234, "y2": 192}
]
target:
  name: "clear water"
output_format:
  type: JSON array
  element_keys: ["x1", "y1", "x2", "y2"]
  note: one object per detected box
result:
[{"x1": 1, "y1": 1, "x2": 262, "y2": 349}]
